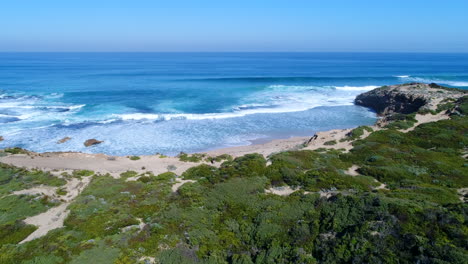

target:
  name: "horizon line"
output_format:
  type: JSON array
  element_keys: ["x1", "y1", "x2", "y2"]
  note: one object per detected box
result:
[{"x1": 1, "y1": 51, "x2": 468, "y2": 54}]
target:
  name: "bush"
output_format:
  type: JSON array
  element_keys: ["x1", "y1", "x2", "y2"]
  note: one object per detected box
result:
[
  {"x1": 343, "y1": 126, "x2": 373, "y2": 141},
  {"x1": 72, "y1": 170, "x2": 94, "y2": 178},
  {"x1": 129, "y1": 156, "x2": 140, "y2": 160},
  {"x1": 384, "y1": 113, "x2": 417, "y2": 130},
  {"x1": 4, "y1": 147, "x2": 29, "y2": 155},
  {"x1": 205, "y1": 154, "x2": 233, "y2": 163},
  {"x1": 178, "y1": 152, "x2": 206, "y2": 162}
]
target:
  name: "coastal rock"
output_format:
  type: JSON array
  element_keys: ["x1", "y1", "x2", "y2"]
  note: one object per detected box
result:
[
  {"x1": 84, "y1": 139, "x2": 103, "y2": 147},
  {"x1": 0, "y1": 136, "x2": 3, "y2": 141},
  {"x1": 57, "y1": 137, "x2": 71, "y2": 144},
  {"x1": 355, "y1": 83, "x2": 466, "y2": 115}
]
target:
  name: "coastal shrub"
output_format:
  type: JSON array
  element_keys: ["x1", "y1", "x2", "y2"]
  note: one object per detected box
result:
[
  {"x1": 72, "y1": 170, "x2": 94, "y2": 178},
  {"x1": 384, "y1": 113, "x2": 417, "y2": 130},
  {"x1": 455, "y1": 96, "x2": 468, "y2": 114},
  {"x1": 304, "y1": 171, "x2": 378, "y2": 191},
  {"x1": 120, "y1": 170, "x2": 138, "y2": 179},
  {"x1": 324, "y1": 140, "x2": 337, "y2": 145},
  {"x1": 56, "y1": 187, "x2": 67, "y2": 196},
  {"x1": 219, "y1": 153, "x2": 267, "y2": 179},
  {"x1": 436, "y1": 102, "x2": 456, "y2": 113},
  {"x1": 4, "y1": 147, "x2": 29, "y2": 155},
  {"x1": 0, "y1": 163, "x2": 66, "y2": 195},
  {"x1": 267, "y1": 150, "x2": 356, "y2": 190},
  {"x1": 69, "y1": 243, "x2": 120, "y2": 264},
  {"x1": 346, "y1": 119, "x2": 468, "y2": 187},
  {"x1": 0, "y1": 221, "x2": 37, "y2": 246},
  {"x1": 0, "y1": 194, "x2": 60, "y2": 225},
  {"x1": 386, "y1": 184, "x2": 460, "y2": 205},
  {"x1": 178, "y1": 152, "x2": 206, "y2": 162},
  {"x1": 182, "y1": 164, "x2": 219, "y2": 184},
  {"x1": 417, "y1": 108, "x2": 437, "y2": 115},
  {"x1": 129, "y1": 156, "x2": 140, "y2": 160},
  {"x1": 205, "y1": 154, "x2": 233, "y2": 163},
  {"x1": 343, "y1": 126, "x2": 373, "y2": 141}
]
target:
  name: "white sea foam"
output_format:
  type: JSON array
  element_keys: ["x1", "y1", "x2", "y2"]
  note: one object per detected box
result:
[
  {"x1": 396, "y1": 76, "x2": 468, "y2": 87},
  {"x1": 114, "y1": 100, "x2": 355, "y2": 122},
  {"x1": 267, "y1": 85, "x2": 320, "y2": 91},
  {"x1": 395, "y1": 75, "x2": 410, "y2": 78},
  {"x1": 334, "y1": 85, "x2": 379, "y2": 91}
]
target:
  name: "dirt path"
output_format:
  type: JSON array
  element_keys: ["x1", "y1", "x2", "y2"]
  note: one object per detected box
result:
[{"x1": 19, "y1": 176, "x2": 91, "y2": 243}]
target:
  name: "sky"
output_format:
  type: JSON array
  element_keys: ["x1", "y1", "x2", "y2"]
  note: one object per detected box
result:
[{"x1": 1, "y1": 0, "x2": 467, "y2": 52}]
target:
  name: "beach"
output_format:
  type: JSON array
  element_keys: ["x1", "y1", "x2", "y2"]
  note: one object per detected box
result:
[{"x1": 0, "y1": 110, "x2": 451, "y2": 177}]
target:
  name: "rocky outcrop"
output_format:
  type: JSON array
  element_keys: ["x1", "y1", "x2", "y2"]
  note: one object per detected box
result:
[
  {"x1": 57, "y1": 137, "x2": 71, "y2": 144},
  {"x1": 84, "y1": 139, "x2": 103, "y2": 147},
  {"x1": 0, "y1": 136, "x2": 3, "y2": 142},
  {"x1": 355, "y1": 83, "x2": 466, "y2": 116}
]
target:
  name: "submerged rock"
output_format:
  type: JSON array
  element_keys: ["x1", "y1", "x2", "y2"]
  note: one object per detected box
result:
[
  {"x1": 84, "y1": 139, "x2": 103, "y2": 147},
  {"x1": 0, "y1": 136, "x2": 3, "y2": 141},
  {"x1": 57, "y1": 137, "x2": 71, "y2": 144}
]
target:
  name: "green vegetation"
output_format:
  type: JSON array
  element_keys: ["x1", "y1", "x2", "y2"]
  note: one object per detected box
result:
[
  {"x1": 129, "y1": 156, "x2": 141, "y2": 161},
  {"x1": 383, "y1": 113, "x2": 417, "y2": 130},
  {"x1": 178, "y1": 152, "x2": 206, "y2": 162},
  {"x1": 0, "y1": 164, "x2": 66, "y2": 248},
  {"x1": 341, "y1": 126, "x2": 373, "y2": 141},
  {"x1": 0, "y1": 221, "x2": 37, "y2": 246},
  {"x1": 455, "y1": 95, "x2": 468, "y2": 115},
  {"x1": 205, "y1": 154, "x2": 233, "y2": 163},
  {"x1": 0, "y1": 90, "x2": 467, "y2": 263},
  {"x1": 323, "y1": 140, "x2": 337, "y2": 145},
  {"x1": 0, "y1": 163, "x2": 66, "y2": 196},
  {"x1": 56, "y1": 187, "x2": 67, "y2": 196},
  {"x1": 72, "y1": 170, "x2": 94, "y2": 178},
  {"x1": 3, "y1": 147, "x2": 29, "y2": 155}
]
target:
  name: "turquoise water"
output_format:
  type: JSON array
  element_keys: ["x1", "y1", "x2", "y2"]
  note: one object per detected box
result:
[{"x1": 1, "y1": 53, "x2": 467, "y2": 155}]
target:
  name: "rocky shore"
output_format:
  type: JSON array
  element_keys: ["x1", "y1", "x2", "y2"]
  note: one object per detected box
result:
[{"x1": 355, "y1": 82, "x2": 466, "y2": 115}]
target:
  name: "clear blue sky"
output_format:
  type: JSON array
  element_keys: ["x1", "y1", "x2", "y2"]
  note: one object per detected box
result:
[{"x1": 1, "y1": 0, "x2": 467, "y2": 52}]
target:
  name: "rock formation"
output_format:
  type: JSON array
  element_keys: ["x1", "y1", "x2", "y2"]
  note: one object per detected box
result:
[
  {"x1": 84, "y1": 139, "x2": 103, "y2": 147},
  {"x1": 355, "y1": 83, "x2": 466, "y2": 115},
  {"x1": 57, "y1": 137, "x2": 71, "y2": 144}
]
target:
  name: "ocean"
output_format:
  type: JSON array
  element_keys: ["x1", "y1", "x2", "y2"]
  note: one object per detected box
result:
[{"x1": 1, "y1": 52, "x2": 467, "y2": 155}]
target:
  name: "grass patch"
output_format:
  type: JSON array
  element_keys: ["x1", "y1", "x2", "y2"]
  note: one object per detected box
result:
[
  {"x1": 178, "y1": 152, "x2": 206, "y2": 162},
  {"x1": 4, "y1": 147, "x2": 29, "y2": 155},
  {"x1": 384, "y1": 113, "x2": 417, "y2": 130}
]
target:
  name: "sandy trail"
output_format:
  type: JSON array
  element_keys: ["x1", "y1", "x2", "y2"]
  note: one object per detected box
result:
[
  {"x1": 265, "y1": 186, "x2": 300, "y2": 196},
  {"x1": 172, "y1": 179, "x2": 197, "y2": 192},
  {"x1": 12, "y1": 185, "x2": 57, "y2": 197},
  {"x1": 19, "y1": 176, "x2": 91, "y2": 243},
  {"x1": 344, "y1": 165, "x2": 360, "y2": 176},
  {"x1": 403, "y1": 112, "x2": 450, "y2": 132}
]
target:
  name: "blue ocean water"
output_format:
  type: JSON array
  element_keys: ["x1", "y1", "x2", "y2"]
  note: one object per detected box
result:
[{"x1": 1, "y1": 53, "x2": 467, "y2": 155}]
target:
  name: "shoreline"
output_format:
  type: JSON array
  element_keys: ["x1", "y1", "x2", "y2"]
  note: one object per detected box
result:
[
  {"x1": 0, "y1": 83, "x2": 465, "y2": 176},
  {"x1": 0, "y1": 111, "x2": 450, "y2": 177}
]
